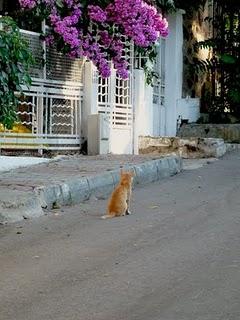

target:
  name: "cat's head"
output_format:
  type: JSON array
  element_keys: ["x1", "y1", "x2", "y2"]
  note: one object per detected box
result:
[{"x1": 120, "y1": 169, "x2": 135, "y2": 184}]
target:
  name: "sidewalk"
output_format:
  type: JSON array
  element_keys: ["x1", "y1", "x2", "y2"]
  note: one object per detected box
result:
[
  {"x1": 0, "y1": 154, "x2": 182, "y2": 223},
  {"x1": 0, "y1": 156, "x2": 50, "y2": 172}
]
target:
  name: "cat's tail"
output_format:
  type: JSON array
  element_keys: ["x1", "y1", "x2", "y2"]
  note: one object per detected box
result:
[{"x1": 101, "y1": 214, "x2": 114, "y2": 219}]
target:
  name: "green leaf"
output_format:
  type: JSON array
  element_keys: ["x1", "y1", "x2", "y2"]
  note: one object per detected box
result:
[
  {"x1": 228, "y1": 89, "x2": 240, "y2": 103},
  {"x1": 56, "y1": 0, "x2": 64, "y2": 8},
  {"x1": 220, "y1": 54, "x2": 237, "y2": 65}
]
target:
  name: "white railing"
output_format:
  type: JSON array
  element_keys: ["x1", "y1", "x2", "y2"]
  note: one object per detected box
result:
[
  {"x1": 0, "y1": 82, "x2": 83, "y2": 151},
  {"x1": 0, "y1": 28, "x2": 84, "y2": 152}
]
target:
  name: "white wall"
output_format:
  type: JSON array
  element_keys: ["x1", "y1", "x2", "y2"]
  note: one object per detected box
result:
[
  {"x1": 177, "y1": 98, "x2": 200, "y2": 123},
  {"x1": 134, "y1": 11, "x2": 185, "y2": 146},
  {"x1": 84, "y1": 11, "x2": 186, "y2": 155},
  {"x1": 165, "y1": 11, "x2": 184, "y2": 136},
  {"x1": 110, "y1": 128, "x2": 133, "y2": 154},
  {"x1": 133, "y1": 69, "x2": 154, "y2": 154}
]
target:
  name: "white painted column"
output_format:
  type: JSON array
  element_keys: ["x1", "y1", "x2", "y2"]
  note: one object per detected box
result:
[
  {"x1": 165, "y1": 11, "x2": 184, "y2": 136},
  {"x1": 133, "y1": 69, "x2": 144, "y2": 154},
  {"x1": 145, "y1": 84, "x2": 154, "y2": 136},
  {"x1": 133, "y1": 69, "x2": 154, "y2": 154},
  {"x1": 82, "y1": 61, "x2": 98, "y2": 140}
]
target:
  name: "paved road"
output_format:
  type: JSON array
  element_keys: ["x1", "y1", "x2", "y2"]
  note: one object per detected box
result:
[{"x1": 1, "y1": 151, "x2": 240, "y2": 320}]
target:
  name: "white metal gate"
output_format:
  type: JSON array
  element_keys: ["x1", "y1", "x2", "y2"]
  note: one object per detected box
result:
[
  {"x1": 97, "y1": 42, "x2": 134, "y2": 154},
  {"x1": 153, "y1": 39, "x2": 166, "y2": 136}
]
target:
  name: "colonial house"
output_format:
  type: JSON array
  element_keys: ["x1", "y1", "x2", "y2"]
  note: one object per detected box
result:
[{"x1": 0, "y1": 1, "x2": 199, "y2": 155}]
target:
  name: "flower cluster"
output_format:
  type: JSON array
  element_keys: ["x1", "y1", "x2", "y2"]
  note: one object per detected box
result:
[
  {"x1": 88, "y1": 5, "x2": 107, "y2": 23},
  {"x1": 19, "y1": 0, "x2": 36, "y2": 9},
  {"x1": 19, "y1": 0, "x2": 169, "y2": 79},
  {"x1": 49, "y1": 3, "x2": 82, "y2": 50},
  {"x1": 106, "y1": 0, "x2": 168, "y2": 47}
]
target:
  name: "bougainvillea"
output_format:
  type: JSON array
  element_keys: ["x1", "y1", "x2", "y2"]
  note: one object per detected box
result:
[{"x1": 19, "y1": 0, "x2": 169, "y2": 79}]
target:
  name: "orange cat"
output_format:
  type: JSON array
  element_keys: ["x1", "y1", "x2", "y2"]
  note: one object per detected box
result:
[{"x1": 102, "y1": 169, "x2": 135, "y2": 219}]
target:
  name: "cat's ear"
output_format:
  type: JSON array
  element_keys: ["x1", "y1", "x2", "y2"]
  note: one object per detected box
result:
[{"x1": 130, "y1": 170, "x2": 135, "y2": 177}]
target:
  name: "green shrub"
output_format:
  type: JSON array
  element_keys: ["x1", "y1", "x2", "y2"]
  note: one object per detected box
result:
[{"x1": 0, "y1": 16, "x2": 34, "y2": 129}]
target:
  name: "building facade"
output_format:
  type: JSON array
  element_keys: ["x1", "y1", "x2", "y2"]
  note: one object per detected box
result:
[{"x1": 0, "y1": 7, "x2": 200, "y2": 154}]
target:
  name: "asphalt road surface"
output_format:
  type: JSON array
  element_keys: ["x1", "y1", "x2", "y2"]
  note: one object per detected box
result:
[{"x1": 1, "y1": 151, "x2": 240, "y2": 320}]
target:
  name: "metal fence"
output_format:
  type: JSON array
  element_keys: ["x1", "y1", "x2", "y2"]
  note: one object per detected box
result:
[{"x1": 0, "y1": 28, "x2": 84, "y2": 152}]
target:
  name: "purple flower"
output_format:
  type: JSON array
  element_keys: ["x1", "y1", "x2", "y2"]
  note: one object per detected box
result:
[
  {"x1": 99, "y1": 31, "x2": 112, "y2": 48},
  {"x1": 64, "y1": 0, "x2": 74, "y2": 8},
  {"x1": 19, "y1": 0, "x2": 169, "y2": 79},
  {"x1": 88, "y1": 5, "x2": 107, "y2": 23},
  {"x1": 106, "y1": 0, "x2": 169, "y2": 46},
  {"x1": 117, "y1": 68, "x2": 129, "y2": 79},
  {"x1": 44, "y1": 35, "x2": 54, "y2": 46},
  {"x1": 99, "y1": 62, "x2": 111, "y2": 78},
  {"x1": 19, "y1": 0, "x2": 36, "y2": 9},
  {"x1": 49, "y1": 12, "x2": 59, "y2": 24}
]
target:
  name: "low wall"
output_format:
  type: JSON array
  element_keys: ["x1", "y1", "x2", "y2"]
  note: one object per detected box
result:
[
  {"x1": 139, "y1": 136, "x2": 226, "y2": 158},
  {"x1": 178, "y1": 124, "x2": 240, "y2": 143}
]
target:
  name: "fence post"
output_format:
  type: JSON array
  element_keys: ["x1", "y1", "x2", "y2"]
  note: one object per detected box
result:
[
  {"x1": 36, "y1": 20, "x2": 46, "y2": 155},
  {"x1": 41, "y1": 20, "x2": 47, "y2": 80}
]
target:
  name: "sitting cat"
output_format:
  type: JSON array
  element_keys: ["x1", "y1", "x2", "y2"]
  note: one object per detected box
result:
[{"x1": 102, "y1": 169, "x2": 135, "y2": 219}]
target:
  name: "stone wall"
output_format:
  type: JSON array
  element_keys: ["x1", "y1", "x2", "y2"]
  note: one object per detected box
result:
[
  {"x1": 139, "y1": 136, "x2": 226, "y2": 159},
  {"x1": 178, "y1": 124, "x2": 240, "y2": 143}
]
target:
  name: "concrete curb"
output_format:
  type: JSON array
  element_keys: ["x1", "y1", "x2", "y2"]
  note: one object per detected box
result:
[{"x1": 0, "y1": 155, "x2": 182, "y2": 223}]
